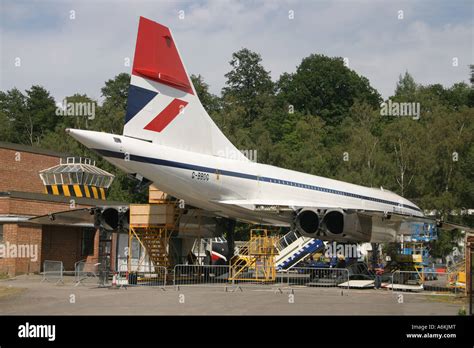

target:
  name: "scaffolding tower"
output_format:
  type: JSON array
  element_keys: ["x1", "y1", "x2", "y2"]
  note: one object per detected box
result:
[
  {"x1": 127, "y1": 199, "x2": 180, "y2": 273},
  {"x1": 396, "y1": 223, "x2": 438, "y2": 281}
]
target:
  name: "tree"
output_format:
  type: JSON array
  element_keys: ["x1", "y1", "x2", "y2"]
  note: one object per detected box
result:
[
  {"x1": 190, "y1": 74, "x2": 220, "y2": 116},
  {"x1": 95, "y1": 73, "x2": 130, "y2": 134},
  {"x1": 40, "y1": 94, "x2": 97, "y2": 155},
  {"x1": 0, "y1": 91, "x2": 17, "y2": 142},
  {"x1": 430, "y1": 229, "x2": 463, "y2": 261},
  {"x1": 0, "y1": 109, "x2": 14, "y2": 142},
  {"x1": 24, "y1": 86, "x2": 58, "y2": 145},
  {"x1": 395, "y1": 71, "x2": 418, "y2": 98},
  {"x1": 469, "y1": 64, "x2": 474, "y2": 85},
  {"x1": 0, "y1": 88, "x2": 26, "y2": 144},
  {"x1": 277, "y1": 54, "x2": 381, "y2": 125},
  {"x1": 222, "y1": 48, "x2": 274, "y2": 126},
  {"x1": 336, "y1": 102, "x2": 385, "y2": 187},
  {"x1": 0, "y1": 86, "x2": 57, "y2": 145}
]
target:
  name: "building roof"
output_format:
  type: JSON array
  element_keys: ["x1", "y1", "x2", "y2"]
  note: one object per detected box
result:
[
  {"x1": 0, "y1": 191, "x2": 127, "y2": 206},
  {"x1": 39, "y1": 157, "x2": 115, "y2": 188},
  {"x1": 0, "y1": 141, "x2": 69, "y2": 158}
]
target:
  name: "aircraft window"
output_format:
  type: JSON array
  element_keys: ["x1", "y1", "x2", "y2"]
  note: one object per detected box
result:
[{"x1": 113, "y1": 137, "x2": 121, "y2": 143}]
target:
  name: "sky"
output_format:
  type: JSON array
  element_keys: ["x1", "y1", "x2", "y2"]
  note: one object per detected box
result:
[{"x1": 1, "y1": 0, "x2": 473, "y2": 104}]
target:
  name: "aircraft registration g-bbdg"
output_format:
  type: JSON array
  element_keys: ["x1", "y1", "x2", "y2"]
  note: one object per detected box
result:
[{"x1": 66, "y1": 16, "x2": 460, "y2": 243}]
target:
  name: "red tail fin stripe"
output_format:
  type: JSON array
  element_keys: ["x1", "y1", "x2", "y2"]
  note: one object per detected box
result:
[
  {"x1": 144, "y1": 98, "x2": 189, "y2": 133},
  {"x1": 132, "y1": 17, "x2": 194, "y2": 94}
]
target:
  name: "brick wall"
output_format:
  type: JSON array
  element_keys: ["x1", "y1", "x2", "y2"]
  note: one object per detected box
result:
[
  {"x1": 4, "y1": 197, "x2": 91, "y2": 217},
  {"x1": 0, "y1": 196, "x2": 99, "y2": 275},
  {"x1": 0, "y1": 224, "x2": 41, "y2": 275},
  {"x1": 0, "y1": 147, "x2": 60, "y2": 194},
  {"x1": 0, "y1": 223, "x2": 99, "y2": 275},
  {"x1": 42, "y1": 225, "x2": 87, "y2": 271}
]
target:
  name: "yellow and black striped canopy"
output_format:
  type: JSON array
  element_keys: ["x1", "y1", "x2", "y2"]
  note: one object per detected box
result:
[{"x1": 44, "y1": 184, "x2": 107, "y2": 200}]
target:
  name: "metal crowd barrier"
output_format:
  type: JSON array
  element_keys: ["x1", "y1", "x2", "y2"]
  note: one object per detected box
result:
[
  {"x1": 173, "y1": 264, "x2": 231, "y2": 289},
  {"x1": 114, "y1": 265, "x2": 167, "y2": 288},
  {"x1": 390, "y1": 270, "x2": 463, "y2": 294},
  {"x1": 74, "y1": 260, "x2": 99, "y2": 286},
  {"x1": 172, "y1": 264, "x2": 350, "y2": 290},
  {"x1": 42, "y1": 260, "x2": 64, "y2": 284}
]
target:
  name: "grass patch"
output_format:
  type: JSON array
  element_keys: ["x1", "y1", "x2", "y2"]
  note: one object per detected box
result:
[
  {"x1": 0, "y1": 286, "x2": 25, "y2": 299},
  {"x1": 425, "y1": 294, "x2": 466, "y2": 305}
]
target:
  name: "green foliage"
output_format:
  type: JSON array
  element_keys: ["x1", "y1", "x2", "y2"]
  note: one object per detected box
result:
[
  {"x1": 0, "y1": 50, "x2": 472, "y2": 234},
  {"x1": 429, "y1": 229, "x2": 463, "y2": 259},
  {"x1": 222, "y1": 48, "x2": 274, "y2": 126},
  {"x1": 395, "y1": 71, "x2": 418, "y2": 98},
  {"x1": 277, "y1": 54, "x2": 381, "y2": 125},
  {"x1": 191, "y1": 74, "x2": 220, "y2": 116}
]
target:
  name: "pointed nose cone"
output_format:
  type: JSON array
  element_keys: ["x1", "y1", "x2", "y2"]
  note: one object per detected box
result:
[{"x1": 66, "y1": 128, "x2": 114, "y2": 151}]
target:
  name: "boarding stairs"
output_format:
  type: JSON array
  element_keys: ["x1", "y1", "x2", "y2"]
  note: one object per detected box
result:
[{"x1": 275, "y1": 230, "x2": 325, "y2": 270}]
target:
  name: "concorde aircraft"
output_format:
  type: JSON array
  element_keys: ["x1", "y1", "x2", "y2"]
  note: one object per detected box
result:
[{"x1": 66, "y1": 16, "x2": 463, "y2": 243}]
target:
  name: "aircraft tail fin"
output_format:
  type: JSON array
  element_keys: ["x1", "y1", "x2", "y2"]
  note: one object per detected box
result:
[{"x1": 124, "y1": 17, "x2": 248, "y2": 161}]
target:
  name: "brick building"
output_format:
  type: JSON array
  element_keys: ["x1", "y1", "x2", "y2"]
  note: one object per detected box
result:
[{"x1": 0, "y1": 142, "x2": 121, "y2": 276}]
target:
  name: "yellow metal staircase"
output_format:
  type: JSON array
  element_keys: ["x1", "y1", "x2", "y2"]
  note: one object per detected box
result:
[{"x1": 229, "y1": 229, "x2": 278, "y2": 282}]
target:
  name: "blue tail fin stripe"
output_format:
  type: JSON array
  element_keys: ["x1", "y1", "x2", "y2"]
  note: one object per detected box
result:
[{"x1": 125, "y1": 84, "x2": 158, "y2": 124}]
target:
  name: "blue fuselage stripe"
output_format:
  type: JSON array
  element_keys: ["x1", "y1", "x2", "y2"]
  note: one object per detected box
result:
[{"x1": 93, "y1": 148, "x2": 421, "y2": 213}]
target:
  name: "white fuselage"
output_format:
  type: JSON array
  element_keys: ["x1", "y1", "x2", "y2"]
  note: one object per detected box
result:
[{"x1": 68, "y1": 129, "x2": 423, "y2": 230}]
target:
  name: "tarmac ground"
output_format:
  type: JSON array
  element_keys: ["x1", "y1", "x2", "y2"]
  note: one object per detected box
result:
[{"x1": 0, "y1": 275, "x2": 466, "y2": 315}]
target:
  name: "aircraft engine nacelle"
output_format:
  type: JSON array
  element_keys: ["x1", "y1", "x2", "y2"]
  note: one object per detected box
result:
[
  {"x1": 294, "y1": 208, "x2": 321, "y2": 237},
  {"x1": 295, "y1": 209, "x2": 372, "y2": 242}
]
